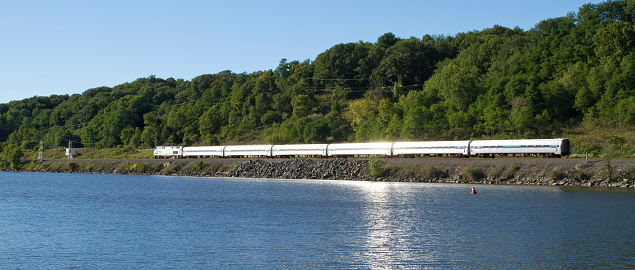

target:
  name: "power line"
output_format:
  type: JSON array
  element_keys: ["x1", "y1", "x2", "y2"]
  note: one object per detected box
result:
[
  {"x1": 306, "y1": 77, "x2": 370, "y2": 81},
  {"x1": 43, "y1": 122, "x2": 89, "y2": 131},
  {"x1": 305, "y1": 83, "x2": 425, "y2": 93}
]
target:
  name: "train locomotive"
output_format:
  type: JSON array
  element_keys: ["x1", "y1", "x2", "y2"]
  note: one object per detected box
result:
[{"x1": 154, "y1": 138, "x2": 570, "y2": 159}]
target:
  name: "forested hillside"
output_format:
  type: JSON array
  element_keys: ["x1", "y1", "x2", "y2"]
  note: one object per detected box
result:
[{"x1": 1, "y1": 0, "x2": 634, "y2": 158}]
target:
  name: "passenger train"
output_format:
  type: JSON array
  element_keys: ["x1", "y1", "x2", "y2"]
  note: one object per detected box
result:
[{"x1": 154, "y1": 138, "x2": 570, "y2": 158}]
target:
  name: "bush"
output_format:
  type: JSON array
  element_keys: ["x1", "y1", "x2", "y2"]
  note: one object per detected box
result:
[
  {"x1": 460, "y1": 168, "x2": 485, "y2": 181},
  {"x1": 67, "y1": 161, "x2": 79, "y2": 171},
  {"x1": 506, "y1": 163, "x2": 520, "y2": 179},
  {"x1": 550, "y1": 169, "x2": 565, "y2": 181},
  {"x1": 617, "y1": 168, "x2": 635, "y2": 180},
  {"x1": 183, "y1": 161, "x2": 206, "y2": 172},
  {"x1": 194, "y1": 161, "x2": 205, "y2": 171},
  {"x1": 571, "y1": 171, "x2": 590, "y2": 181},
  {"x1": 207, "y1": 163, "x2": 223, "y2": 173},
  {"x1": 161, "y1": 162, "x2": 185, "y2": 174},
  {"x1": 116, "y1": 162, "x2": 134, "y2": 172},
  {"x1": 137, "y1": 162, "x2": 148, "y2": 173},
  {"x1": 489, "y1": 163, "x2": 520, "y2": 180},
  {"x1": 227, "y1": 163, "x2": 238, "y2": 173},
  {"x1": 421, "y1": 166, "x2": 446, "y2": 179},
  {"x1": 488, "y1": 166, "x2": 506, "y2": 179},
  {"x1": 24, "y1": 160, "x2": 39, "y2": 170},
  {"x1": 602, "y1": 157, "x2": 613, "y2": 182},
  {"x1": 21, "y1": 140, "x2": 39, "y2": 151},
  {"x1": 369, "y1": 156, "x2": 387, "y2": 176}
]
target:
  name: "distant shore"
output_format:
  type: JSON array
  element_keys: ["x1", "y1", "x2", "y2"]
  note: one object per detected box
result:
[{"x1": 4, "y1": 157, "x2": 634, "y2": 188}]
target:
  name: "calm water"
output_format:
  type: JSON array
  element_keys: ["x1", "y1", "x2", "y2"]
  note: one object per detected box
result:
[{"x1": 0, "y1": 172, "x2": 633, "y2": 269}]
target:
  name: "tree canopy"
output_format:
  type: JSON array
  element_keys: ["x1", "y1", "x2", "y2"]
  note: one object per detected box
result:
[{"x1": 1, "y1": 0, "x2": 633, "y2": 157}]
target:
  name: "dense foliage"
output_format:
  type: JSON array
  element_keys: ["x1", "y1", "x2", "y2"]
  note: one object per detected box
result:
[{"x1": 1, "y1": 1, "x2": 634, "y2": 157}]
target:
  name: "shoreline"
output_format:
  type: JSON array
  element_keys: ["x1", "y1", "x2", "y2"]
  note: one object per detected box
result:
[{"x1": 4, "y1": 157, "x2": 634, "y2": 188}]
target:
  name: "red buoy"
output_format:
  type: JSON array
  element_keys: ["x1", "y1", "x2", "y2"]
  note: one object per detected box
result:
[{"x1": 471, "y1": 187, "x2": 477, "y2": 194}]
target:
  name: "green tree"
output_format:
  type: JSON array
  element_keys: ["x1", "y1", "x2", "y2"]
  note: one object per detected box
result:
[
  {"x1": 141, "y1": 126, "x2": 157, "y2": 148},
  {"x1": 291, "y1": 94, "x2": 314, "y2": 118},
  {"x1": 425, "y1": 57, "x2": 482, "y2": 110},
  {"x1": 199, "y1": 105, "x2": 223, "y2": 137},
  {"x1": 376, "y1": 32, "x2": 401, "y2": 48},
  {"x1": 2, "y1": 144, "x2": 23, "y2": 170},
  {"x1": 595, "y1": 21, "x2": 635, "y2": 62},
  {"x1": 508, "y1": 97, "x2": 535, "y2": 136},
  {"x1": 376, "y1": 38, "x2": 439, "y2": 95},
  {"x1": 313, "y1": 42, "x2": 374, "y2": 89},
  {"x1": 304, "y1": 118, "x2": 330, "y2": 143}
]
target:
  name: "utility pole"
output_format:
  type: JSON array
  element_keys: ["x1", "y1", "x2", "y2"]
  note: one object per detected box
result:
[
  {"x1": 68, "y1": 140, "x2": 73, "y2": 159},
  {"x1": 38, "y1": 140, "x2": 44, "y2": 161}
]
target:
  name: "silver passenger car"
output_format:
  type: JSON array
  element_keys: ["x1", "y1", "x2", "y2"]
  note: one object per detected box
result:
[
  {"x1": 224, "y1": 145, "x2": 273, "y2": 158},
  {"x1": 182, "y1": 146, "x2": 225, "y2": 158},
  {"x1": 327, "y1": 142, "x2": 394, "y2": 157},
  {"x1": 470, "y1": 138, "x2": 570, "y2": 157},
  {"x1": 272, "y1": 144, "x2": 328, "y2": 157},
  {"x1": 392, "y1": 141, "x2": 470, "y2": 157}
]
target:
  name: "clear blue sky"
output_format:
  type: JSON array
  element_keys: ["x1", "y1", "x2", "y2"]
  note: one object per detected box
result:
[{"x1": 1, "y1": 0, "x2": 604, "y2": 103}]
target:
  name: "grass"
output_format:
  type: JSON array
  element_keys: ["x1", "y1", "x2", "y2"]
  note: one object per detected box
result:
[
  {"x1": 116, "y1": 161, "x2": 151, "y2": 173},
  {"x1": 20, "y1": 147, "x2": 154, "y2": 161},
  {"x1": 564, "y1": 125, "x2": 635, "y2": 158},
  {"x1": 6, "y1": 158, "x2": 240, "y2": 176}
]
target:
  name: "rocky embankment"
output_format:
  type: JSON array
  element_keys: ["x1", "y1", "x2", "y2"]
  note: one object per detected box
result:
[
  {"x1": 226, "y1": 159, "x2": 369, "y2": 180},
  {"x1": 7, "y1": 157, "x2": 635, "y2": 187},
  {"x1": 226, "y1": 158, "x2": 635, "y2": 187}
]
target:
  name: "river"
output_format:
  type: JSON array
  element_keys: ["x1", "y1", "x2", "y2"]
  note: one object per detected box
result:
[{"x1": 0, "y1": 172, "x2": 633, "y2": 269}]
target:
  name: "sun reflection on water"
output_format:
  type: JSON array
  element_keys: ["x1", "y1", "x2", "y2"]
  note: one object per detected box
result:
[{"x1": 346, "y1": 182, "x2": 438, "y2": 269}]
